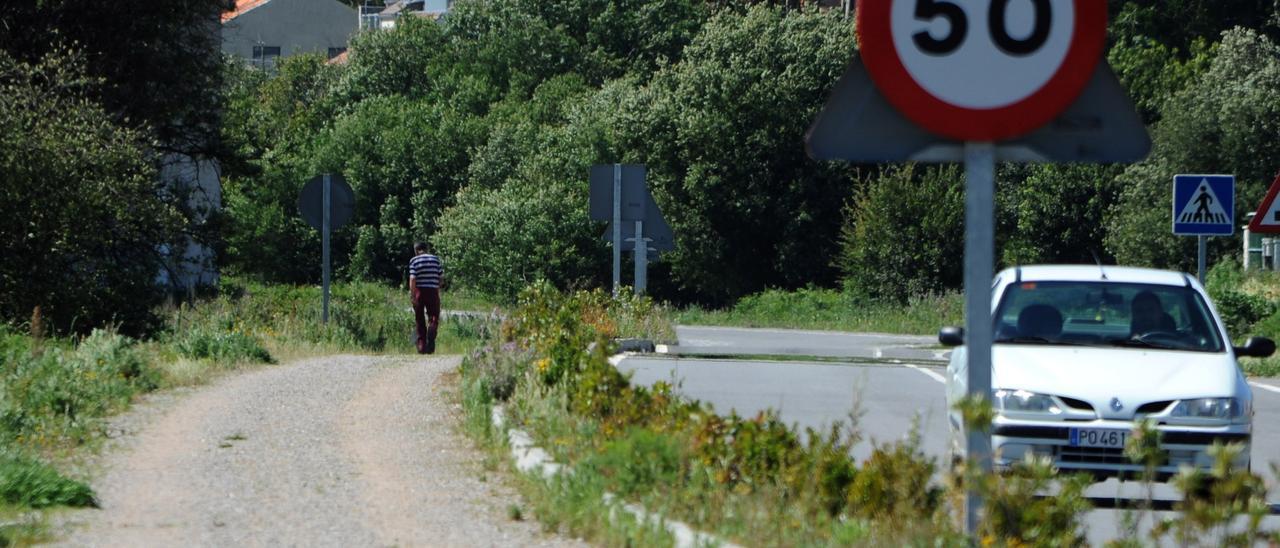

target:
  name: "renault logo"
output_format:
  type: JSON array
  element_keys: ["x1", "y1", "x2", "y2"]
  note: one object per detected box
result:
[{"x1": 1110, "y1": 397, "x2": 1124, "y2": 412}]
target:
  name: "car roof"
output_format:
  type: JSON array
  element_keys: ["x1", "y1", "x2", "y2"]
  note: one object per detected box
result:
[{"x1": 997, "y1": 265, "x2": 1193, "y2": 287}]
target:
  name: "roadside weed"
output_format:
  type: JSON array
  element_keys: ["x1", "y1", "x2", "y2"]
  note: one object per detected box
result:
[{"x1": 0, "y1": 450, "x2": 95, "y2": 508}]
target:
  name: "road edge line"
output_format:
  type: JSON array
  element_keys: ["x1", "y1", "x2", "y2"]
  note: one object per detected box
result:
[
  {"x1": 904, "y1": 363, "x2": 947, "y2": 385},
  {"x1": 1249, "y1": 381, "x2": 1280, "y2": 395}
]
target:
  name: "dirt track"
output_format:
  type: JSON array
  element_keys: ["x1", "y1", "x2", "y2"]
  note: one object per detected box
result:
[{"x1": 53, "y1": 355, "x2": 587, "y2": 547}]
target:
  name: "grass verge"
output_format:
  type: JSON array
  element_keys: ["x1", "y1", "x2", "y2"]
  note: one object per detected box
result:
[
  {"x1": 461, "y1": 283, "x2": 1280, "y2": 546},
  {"x1": 677, "y1": 287, "x2": 961, "y2": 335}
]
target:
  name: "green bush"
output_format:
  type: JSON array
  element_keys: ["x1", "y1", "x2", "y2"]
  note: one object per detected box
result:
[
  {"x1": 1, "y1": 329, "x2": 157, "y2": 446},
  {"x1": 847, "y1": 439, "x2": 939, "y2": 523},
  {"x1": 436, "y1": 181, "x2": 605, "y2": 301},
  {"x1": 0, "y1": 450, "x2": 95, "y2": 508},
  {"x1": 584, "y1": 427, "x2": 683, "y2": 497},
  {"x1": 174, "y1": 325, "x2": 273, "y2": 364},
  {"x1": 677, "y1": 287, "x2": 963, "y2": 335},
  {"x1": 1204, "y1": 264, "x2": 1275, "y2": 336},
  {"x1": 838, "y1": 165, "x2": 965, "y2": 303},
  {"x1": 1209, "y1": 290, "x2": 1274, "y2": 336},
  {"x1": 977, "y1": 459, "x2": 1092, "y2": 547}
]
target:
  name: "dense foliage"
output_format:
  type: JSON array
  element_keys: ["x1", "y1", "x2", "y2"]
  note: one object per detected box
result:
[
  {"x1": 0, "y1": 0, "x2": 229, "y2": 334},
  {"x1": 0, "y1": 51, "x2": 185, "y2": 334},
  {"x1": 10, "y1": 0, "x2": 1280, "y2": 330},
  {"x1": 219, "y1": 1, "x2": 1280, "y2": 305},
  {"x1": 0, "y1": 0, "x2": 231, "y2": 155},
  {"x1": 838, "y1": 165, "x2": 964, "y2": 302}
]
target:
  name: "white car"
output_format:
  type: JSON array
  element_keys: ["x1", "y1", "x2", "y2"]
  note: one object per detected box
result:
[{"x1": 942, "y1": 265, "x2": 1274, "y2": 480}]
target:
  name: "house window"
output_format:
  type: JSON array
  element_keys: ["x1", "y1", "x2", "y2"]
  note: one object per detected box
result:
[
  {"x1": 251, "y1": 45, "x2": 281, "y2": 71},
  {"x1": 328, "y1": 47, "x2": 347, "y2": 60}
]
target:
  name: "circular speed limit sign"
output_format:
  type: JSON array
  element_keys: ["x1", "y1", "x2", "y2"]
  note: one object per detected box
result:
[{"x1": 858, "y1": 0, "x2": 1106, "y2": 141}]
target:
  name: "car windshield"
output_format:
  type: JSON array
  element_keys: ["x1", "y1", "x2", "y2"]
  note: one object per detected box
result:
[{"x1": 993, "y1": 281, "x2": 1225, "y2": 352}]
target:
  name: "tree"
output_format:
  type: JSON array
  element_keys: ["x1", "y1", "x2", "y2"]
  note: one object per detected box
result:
[
  {"x1": 1109, "y1": 1, "x2": 1279, "y2": 55},
  {"x1": 315, "y1": 96, "x2": 486, "y2": 281},
  {"x1": 436, "y1": 74, "x2": 612, "y2": 298},
  {"x1": 629, "y1": 6, "x2": 857, "y2": 304},
  {"x1": 330, "y1": 16, "x2": 449, "y2": 105},
  {"x1": 837, "y1": 165, "x2": 965, "y2": 302},
  {"x1": 505, "y1": 0, "x2": 708, "y2": 83},
  {"x1": 1107, "y1": 28, "x2": 1280, "y2": 269},
  {"x1": 1002, "y1": 165, "x2": 1125, "y2": 266},
  {"x1": 0, "y1": 50, "x2": 184, "y2": 334},
  {"x1": 0, "y1": 0, "x2": 232, "y2": 156},
  {"x1": 219, "y1": 55, "x2": 342, "y2": 283}
]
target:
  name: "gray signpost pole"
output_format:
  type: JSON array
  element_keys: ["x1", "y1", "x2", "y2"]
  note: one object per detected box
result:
[
  {"x1": 612, "y1": 164, "x2": 622, "y2": 297},
  {"x1": 1198, "y1": 236, "x2": 1208, "y2": 283},
  {"x1": 322, "y1": 173, "x2": 331, "y2": 324},
  {"x1": 634, "y1": 220, "x2": 647, "y2": 295},
  {"x1": 963, "y1": 142, "x2": 995, "y2": 533}
]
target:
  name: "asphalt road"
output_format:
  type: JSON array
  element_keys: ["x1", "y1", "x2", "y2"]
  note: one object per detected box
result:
[
  {"x1": 618, "y1": 325, "x2": 1280, "y2": 544},
  {"x1": 668, "y1": 325, "x2": 946, "y2": 362}
]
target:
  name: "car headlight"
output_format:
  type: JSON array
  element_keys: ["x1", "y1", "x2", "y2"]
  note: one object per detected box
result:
[
  {"x1": 994, "y1": 389, "x2": 1061, "y2": 415},
  {"x1": 1169, "y1": 398, "x2": 1244, "y2": 420}
]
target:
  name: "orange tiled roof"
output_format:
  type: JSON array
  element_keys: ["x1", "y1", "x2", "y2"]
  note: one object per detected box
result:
[
  {"x1": 327, "y1": 50, "x2": 350, "y2": 65},
  {"x1": 222, "y1": 0, "x2": 270, "y2": 23}
]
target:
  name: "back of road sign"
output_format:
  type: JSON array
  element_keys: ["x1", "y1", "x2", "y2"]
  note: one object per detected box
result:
[
  {"x1": 805, "y1": 59, "x2": 1151, "y2": 164},
  {"x1": 1172, "y1": 174, "x2": 1234, "y2": 236},
  {"x1": 588, "y1": 165, "x2": 646, "y2": 222},
  {"x1": 298, "y1": 173, "x2": 355, "y2": 231},
  {"x1": 1248, "y1": 173, "x2": 1280, "y2": 234}
]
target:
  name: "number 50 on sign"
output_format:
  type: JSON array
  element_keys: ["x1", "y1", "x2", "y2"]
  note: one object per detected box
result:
[{"x1": 858, "y1": 0, "x2": 1106, "y2": 142}]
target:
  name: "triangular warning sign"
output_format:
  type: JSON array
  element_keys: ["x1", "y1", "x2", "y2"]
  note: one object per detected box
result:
[
  {"x1": 1176, "y1": 179, "x2": 1231, "y2": 225},
  {"x1": 1248, "y1": 172, "x2": 1280, "y2": 234}
]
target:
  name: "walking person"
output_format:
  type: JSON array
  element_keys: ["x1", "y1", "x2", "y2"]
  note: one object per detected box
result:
[{"x1": 408, "y1": 242, "x2": 443, "y2": 354}]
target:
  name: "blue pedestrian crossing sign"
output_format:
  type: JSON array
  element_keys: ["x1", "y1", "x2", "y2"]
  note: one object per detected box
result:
[{"x1": 1172, "y1": 174, "x2": 1234, "y2": 236}]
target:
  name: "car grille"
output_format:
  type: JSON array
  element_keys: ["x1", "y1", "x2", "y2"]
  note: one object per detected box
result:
[{"x1": 1058, "y1": 446, "x2": 1167, "y2": 466}]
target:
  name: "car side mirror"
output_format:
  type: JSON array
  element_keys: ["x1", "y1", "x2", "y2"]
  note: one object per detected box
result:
[
  {"x1": 939, "y1": 326, "x2": 965, "y2": 347},
  {"x1": 1234, "y1": 336, "x2": 1276, "y2": 358}
]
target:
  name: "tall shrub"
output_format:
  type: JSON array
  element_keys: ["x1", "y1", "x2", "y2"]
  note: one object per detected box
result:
[
  {"x1": 0, "y1": 50, "x2": 183, "y2": 334},
  {"x1": 838, "y1": 165, "x2": 964, "y2": 302}
]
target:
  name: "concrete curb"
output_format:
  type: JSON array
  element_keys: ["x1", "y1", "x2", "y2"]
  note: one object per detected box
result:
[{"x1": 491, "y1": 392, "x2": 740, "y2": 548}]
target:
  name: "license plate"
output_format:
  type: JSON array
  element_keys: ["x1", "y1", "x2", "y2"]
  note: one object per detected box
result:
[{"x1": 1069, "y1": 428, "x2": 1128, "y2": 448}]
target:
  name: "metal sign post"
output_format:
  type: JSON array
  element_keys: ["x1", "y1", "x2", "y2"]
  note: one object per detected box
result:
[
  {"x1": 962, "y1": 142, "x2": 995, "y2": 533},
  {"x1": 633, "y1": 220, "x2": 647, "y2": 295},
  {"x1": 297, "y1": 173, "x2": 355, "y2": 326},
  {"x1": 590, "y1": 164, "x2": 670, "y2": 295},
  {"x1": 1198, "y1": 236, "x2": 1208, "y2": 283},
  {"x1": 322, "y1": 174, "x2": 331, "y2": 323},
  {"x1": 612, "y1": 164, "x2": 622, "y2": 297}
]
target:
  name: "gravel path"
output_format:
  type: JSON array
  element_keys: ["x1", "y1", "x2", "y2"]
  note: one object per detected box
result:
[{"x1": 53, "y1": 355, "x2": 589, "y2": 547}]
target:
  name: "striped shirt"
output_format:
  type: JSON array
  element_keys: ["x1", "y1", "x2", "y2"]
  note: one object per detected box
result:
[{"x1": 408, "y1": 254, "x2": 443, "y2": 288}]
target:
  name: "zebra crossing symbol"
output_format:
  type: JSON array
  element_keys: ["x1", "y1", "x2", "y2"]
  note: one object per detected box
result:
[{"x1": 1172, "y1": 175, "x2": 1235, "y2": 236}]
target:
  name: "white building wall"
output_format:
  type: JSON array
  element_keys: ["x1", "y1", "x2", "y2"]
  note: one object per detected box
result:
[{"x1": 157, "y1": 153, "x2": 222, "y2": 291}]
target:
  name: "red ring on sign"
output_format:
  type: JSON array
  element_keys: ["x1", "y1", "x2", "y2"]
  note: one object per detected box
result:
[{"x1": 858, "y1": 0, "x2": 1106, "y2": 142}]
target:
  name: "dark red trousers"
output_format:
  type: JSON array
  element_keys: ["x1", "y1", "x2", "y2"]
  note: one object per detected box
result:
[{"x1": 412, "y1": 286, "x2": 440, "y2": 354}]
